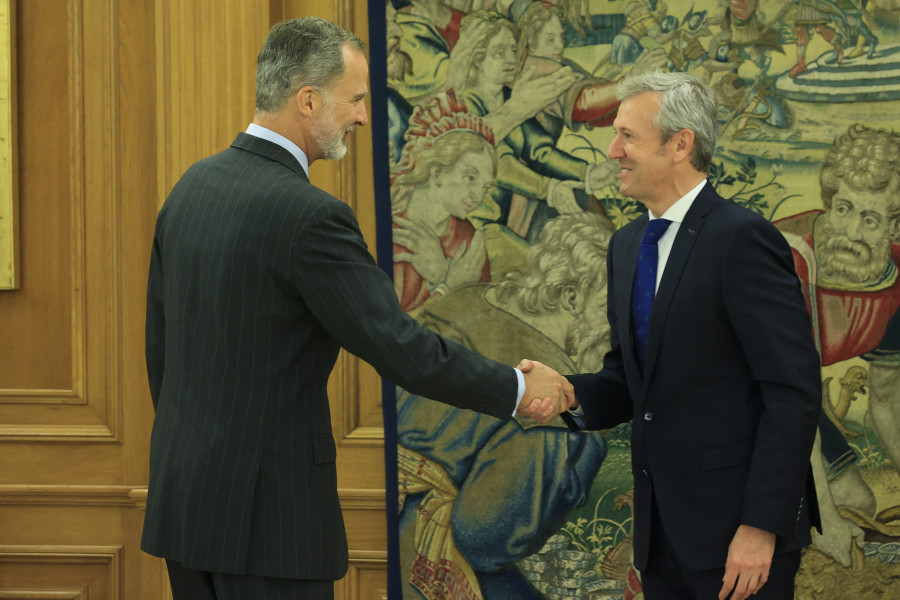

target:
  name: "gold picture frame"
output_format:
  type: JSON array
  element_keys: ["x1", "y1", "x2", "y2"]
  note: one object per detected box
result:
[{"x1": 0, "y1": 0, "x2": 17, "y2": 290}]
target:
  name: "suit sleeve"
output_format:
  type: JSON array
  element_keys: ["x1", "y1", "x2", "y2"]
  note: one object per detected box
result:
[
  {"x1": 723, "y1": 218, "x2": 821, "y2": 539},
  {"x1": 291, "y1": 196, "x2": 518, "y2": 419},
  {"x1": 562, "y1": 230, "x2": 632, "y2": 431},
  {"x1": 145, "y1": 225, "x2": 165, "y2": 410}
]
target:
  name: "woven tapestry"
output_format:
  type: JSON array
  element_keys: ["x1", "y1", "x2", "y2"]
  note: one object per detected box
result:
[{"x1": 375, "y1": 0, "x2": 900, "y2": 597}]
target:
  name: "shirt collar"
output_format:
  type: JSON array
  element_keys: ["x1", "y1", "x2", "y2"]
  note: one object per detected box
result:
[
  {"x1": 245, "y1": 123, "x2": 310, "y2": 176},
  {"x1": 650, "y1": 179, "x2": 707, "y2": 224}
]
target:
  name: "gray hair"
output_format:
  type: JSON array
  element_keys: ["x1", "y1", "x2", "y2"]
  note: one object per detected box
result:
[
  {"x1": 617, "y1": 72, "x2": 718, "y2": 172},
  {"x1": 256, "y1": 17, "x2": 366, "y2": 113}
]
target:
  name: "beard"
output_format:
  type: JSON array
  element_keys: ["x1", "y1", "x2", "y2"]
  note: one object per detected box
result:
[
  {"x1": 387, "y1": 42, "x2": 413, "y2": 82},
  {"x1": 566, "y1": 316, "x2": 611, "y2": 373},
  {"x1": 817, "y1": 214, "x2": 894, "y2": 285},
  {"x1": 311, "y1": 102, "x2": 353, "y2": 160}
]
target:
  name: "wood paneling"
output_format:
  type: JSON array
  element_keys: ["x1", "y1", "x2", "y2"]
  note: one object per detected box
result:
[
  {"x1": 154, "y1": 0, "x2": 267, "y2": 203},
  {"x1": 0, "y1": 545, "x2": 122, "y2": 600},
  {"x1": 0, "y1": 0, "x2": 17, "y2": 291},
  {"x1": 0, "y1": 0, "x2": 387, "y2": 596}
]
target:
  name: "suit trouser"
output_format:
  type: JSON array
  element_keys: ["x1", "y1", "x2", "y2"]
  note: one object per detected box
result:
[
  {"x1": 165, "y1": 559, "x2": 334, "y2": 600},
  {"x1": 641, "y1": 499, "x2": 801, "y2": 600}
]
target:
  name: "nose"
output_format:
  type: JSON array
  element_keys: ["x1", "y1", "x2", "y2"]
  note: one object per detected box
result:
[
  {"x1": 608, "y1": 135, "x2": 624, "y2": 159},
  {"x1": 845, "y1": 215, "x2": 863, "y2": 241},
  {"x1": 357, "y1": 101, "x2": 369, "y2": 127}
]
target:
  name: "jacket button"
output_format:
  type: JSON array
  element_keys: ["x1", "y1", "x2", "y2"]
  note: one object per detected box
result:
[
  {"x1": 642, "y1": 469, "x2": 649, "y2": 478},
  {"x1": 643, "y1": 412, "x2": 653, "y2": 422}
]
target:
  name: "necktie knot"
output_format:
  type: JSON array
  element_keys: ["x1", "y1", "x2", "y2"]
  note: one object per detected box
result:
[{"x1": 641, "y1": 218, "x2": 672, "y2": 245}]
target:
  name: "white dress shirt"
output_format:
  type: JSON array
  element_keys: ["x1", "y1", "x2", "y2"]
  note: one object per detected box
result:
[
  {"x1": 568, "y1": 180, "x2": 707, "y2": 422},
  {"x1": 649, "y1": 178, "x2": 706, "y2": 291},
  {"x1": 246, "y1": 123, "x2": 311, "y2": 177}
]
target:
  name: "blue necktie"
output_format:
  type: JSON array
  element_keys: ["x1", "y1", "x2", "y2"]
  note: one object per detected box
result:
[{"x1": 633, "y1": 218, "x2": 672, "y2": 369}]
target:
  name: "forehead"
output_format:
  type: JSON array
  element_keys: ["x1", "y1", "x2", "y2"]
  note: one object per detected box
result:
[
  {"x1": 460, "y1": 152, "x2": 494, "y2": 171},
  {"x1": 540, "y1": 16, "x2": 563, "y2": 33},
  {"x1": 331, "y1": 46, "x2": 369, "y2": 96},
  {"x1": 835, "y1": 181, "x2": 893, "y2": 213},
  {"x1": 487, "y1": 27, "x2": 515, "y2": 48},
  {"x1": 613, "y1": 92, "x2": 662, "y2": 132}
]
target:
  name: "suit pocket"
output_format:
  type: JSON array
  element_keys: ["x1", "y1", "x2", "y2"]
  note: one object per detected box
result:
[
  {"x1": 697, "y1": 439, "x2": 753, "y2": 471},
  {"x1": 313, "y1": 436, "x2": 337, "y2": 465}
]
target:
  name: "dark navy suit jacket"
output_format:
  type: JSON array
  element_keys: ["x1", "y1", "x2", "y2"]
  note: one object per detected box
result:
[
  {"x1": 564, "y1": 183, "x2": 822, "y2": 571},
  {"x1": 142, "y1": 133, "x2": 518, "y2": 579}
]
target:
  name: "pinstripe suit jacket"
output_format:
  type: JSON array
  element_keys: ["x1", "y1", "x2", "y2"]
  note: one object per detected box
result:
[{"x1": 142, "y1": 133, "x2": 518, "y2": 579}]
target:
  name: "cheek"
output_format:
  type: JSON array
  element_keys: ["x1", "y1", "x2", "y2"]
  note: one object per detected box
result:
[{"x1": 864, "y1": 229, "x2": 889, "y2": 248}]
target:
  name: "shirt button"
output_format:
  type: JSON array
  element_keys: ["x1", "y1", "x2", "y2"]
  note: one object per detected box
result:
[{"x1": 643, "y1": 412, "x2": 654, "y2": 422}]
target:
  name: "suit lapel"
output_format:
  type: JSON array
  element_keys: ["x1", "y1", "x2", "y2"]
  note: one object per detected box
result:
[
  {"x1": 231, "y1": 132, "x2": 310, "y2": 182},
  {"x1": 641, "y1": 185, "x2": 716, "y2": 392}
]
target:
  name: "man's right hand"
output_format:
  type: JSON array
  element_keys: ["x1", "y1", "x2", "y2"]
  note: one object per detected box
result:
[{"x1": 518, "y1": 359, "x2": 576, "y2": 422}]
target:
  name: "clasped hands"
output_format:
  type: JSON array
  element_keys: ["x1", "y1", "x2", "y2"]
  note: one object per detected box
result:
[{"x1": 517, "y1": 359, "x2": 577, "y2": 423}]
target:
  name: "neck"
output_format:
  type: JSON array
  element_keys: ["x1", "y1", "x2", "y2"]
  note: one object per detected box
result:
[
  {"x1": 472, "y1": 80, "x2": 504, "y2": 110},
  {"x1": 253, "y1": 109, "x2": 314, "y2": 162},
  {"x1": 405, "y1": 188, "x2": 452, "y2": 233},
  {"x1": 645, "y1": 172, "x2": 706, "y2": 218}
]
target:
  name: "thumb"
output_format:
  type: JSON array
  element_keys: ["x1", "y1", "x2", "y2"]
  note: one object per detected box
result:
[{"x1": 517, "y1": 358, "x2": 535, "y2": 372}]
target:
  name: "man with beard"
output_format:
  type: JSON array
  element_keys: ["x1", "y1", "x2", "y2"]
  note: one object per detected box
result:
[
  {"x1": 397, "y1": 212, "x2": 614, "y2": 599},
  {"x1": 775, "y1": 123, "x2": 900, "y2": 566},
  {"x1": 143, "y1": 17, "x2": 574, "y2": 600}
]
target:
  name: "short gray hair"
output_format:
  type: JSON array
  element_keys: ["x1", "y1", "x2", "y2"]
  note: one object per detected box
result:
[
  {"x1": 617, "y1": 72, "x2": 718, "y2": 172},
  {"x1": 256, "y1": 17, "x2": 366, "y2": 113}
]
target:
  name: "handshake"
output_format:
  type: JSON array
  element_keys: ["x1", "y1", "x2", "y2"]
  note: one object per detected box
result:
[{"x1": 517, "y1": 359, "x2": 579, "y2": 423}]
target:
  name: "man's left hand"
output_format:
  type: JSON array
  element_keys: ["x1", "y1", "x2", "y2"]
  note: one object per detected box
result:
[{"x1": 719, "y1": 524, "x2": 775, "y2": 600}]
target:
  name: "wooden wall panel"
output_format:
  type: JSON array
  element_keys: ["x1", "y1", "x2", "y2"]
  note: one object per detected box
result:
[
  {"x1": 1, "y1": 0, "x2": 161, "y2": 596},
  {"x1": 0, "y1": 0, "x2": 127, "y2": 444},
  {"x1": 0, "y1": 0, "x2": 77, "y2": 393},
  {"x1": 154, "y1": 0, "x2": 267, "y2": 205},
  {"x1": 1, "y1": 0, "x2": 387, "y2": 596},
  {"x1": 0, "y1": 545, "x2": 122, "y2": 600}
]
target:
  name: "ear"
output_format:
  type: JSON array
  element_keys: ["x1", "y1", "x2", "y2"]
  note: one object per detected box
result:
[
  {"x1": 429, "y1": 165, "x2": 446, "y2": 186},
  {"x1": 670, "y1": 128, "x2": 695, "y2": 164},
  {"x1": 561, "y1": 285, "x2": 581, "y2": 314},
  {"x1": 294, "y1": 86, "x2": 319, "y2": 117},
  {"x1": 890, "y1": 218, "x2": 900, "y2": 243}
]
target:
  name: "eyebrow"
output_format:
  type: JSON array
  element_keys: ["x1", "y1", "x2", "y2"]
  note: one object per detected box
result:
[{"x1": 351, "y1": 91, "x2": 369, "y2": 102}]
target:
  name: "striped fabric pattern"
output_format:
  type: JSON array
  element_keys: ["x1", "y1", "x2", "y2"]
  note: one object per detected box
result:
[{"x1": 143, "y1": 133, "x2": 518, "y2": 579}]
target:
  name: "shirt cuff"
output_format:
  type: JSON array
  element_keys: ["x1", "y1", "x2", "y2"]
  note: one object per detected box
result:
[
  {"x1": 513, "y1": 367, "x2": 525, "y2": 417},
  {"x1": 567, "y1": 404, "x2": 586, "y2": 428}
]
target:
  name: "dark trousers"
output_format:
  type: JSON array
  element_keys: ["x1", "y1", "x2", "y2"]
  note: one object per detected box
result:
[
  {"x1": 166, "y1": 560, "x2": 334, "y2": 600},
  {"x1": 641, "y1": 503, "x2": 801, "y2": 600}
]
